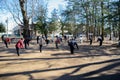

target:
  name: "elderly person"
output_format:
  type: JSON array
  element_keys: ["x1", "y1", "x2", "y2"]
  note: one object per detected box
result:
[{"x1": 15, "y1": 38, "x2": 24, "y2": 56}]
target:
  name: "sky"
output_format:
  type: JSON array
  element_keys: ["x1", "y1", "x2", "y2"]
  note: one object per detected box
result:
[
  {"x1": 47, "y1": 0, "x2": 67, "y2": 16},
  {"x1": 0, "y1": 0, "x2": 67, "y2": 34},
  {"x1": 0, "y1": 10, "x2": 16, "y2": 33}
]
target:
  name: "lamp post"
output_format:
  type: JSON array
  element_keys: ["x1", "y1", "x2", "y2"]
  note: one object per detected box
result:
[{"x1": 6, "y1": 18, "x2": 8, "y2": 37}]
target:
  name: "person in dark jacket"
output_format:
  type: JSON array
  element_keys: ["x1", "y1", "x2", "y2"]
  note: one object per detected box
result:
[
  {"x1": 15, "y1": 38, "x2": 24, "y2": 56},
  {"x1": 45, "y1": 39, "x2": 49, "y2": 46},
  {"x1": 24, "y1": 38, "x2": 30, "y2": 49},
  {"x1": 37, "y1": 36, "x2": 39, "y2": 44},
  {"x1": 4, "y1": 38, "x2": 8, "y2": 48},
  {"x1": 1, "y1": 35, "x2": 5, "y2": 42},
  {"x1": 89, "y1": 37, "x2": 93, "y2": 45},
  {"x1": 72, "y1": 39, "x2": 79, "y2": 49},
  {"x1": 97, "y1": 36, "x2": 103, "y2": 46},
  {"x1": 68, "y1": 39, "x2": 75, "y2": 54},
  {"x1": 1, "y1": 35, "x2": 8, "y2": 48}
]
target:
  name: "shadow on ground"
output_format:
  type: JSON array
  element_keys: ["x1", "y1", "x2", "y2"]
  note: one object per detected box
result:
[
  {"x1": 0, "y1": 58, "x2": 120, "y2": 80},
  {"x1": 0, "y1": 41, "x2": 120, "y2": 80}
]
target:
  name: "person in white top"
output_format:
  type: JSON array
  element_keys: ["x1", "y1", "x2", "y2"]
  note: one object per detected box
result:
[
  {"x1": 38, "y1": 36, "x2": 43, "y2": 52},
  {"x1": 79, "y1": 36, "x2": 83, "y2": 43}
]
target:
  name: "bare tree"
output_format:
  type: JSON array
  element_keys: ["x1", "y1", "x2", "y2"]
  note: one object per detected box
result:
[{"x1": 1, "y1": 0, "x2": 48, "y2": 38}]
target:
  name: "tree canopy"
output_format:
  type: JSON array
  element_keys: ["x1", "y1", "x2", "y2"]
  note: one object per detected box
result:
[{"x1": 0, "y1": 0, "x2": 119, "y2": 40}]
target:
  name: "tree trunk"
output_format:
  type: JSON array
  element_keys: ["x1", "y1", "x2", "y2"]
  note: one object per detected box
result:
[
  {"x1": 109, "y1": 26, "x2": 112, "y2": 40},
  {"x1": 118, "y1": 0, "x2": 120, "y2": 40},
  {"x1": 119, "y1": 31, "x2": 120, "y2": 40},
  {"x1": 61, "y1": 21, "x2": 64, "y2": 36},
  {"x1": 101, "y1": 1, "x2": 104, "y2": 41},
  {"x1": 93, "y1": 2, "x2": 97, "y2": 41},
  {"x1": 19, "y1": 0, "x2": 30, "y2": 38}
]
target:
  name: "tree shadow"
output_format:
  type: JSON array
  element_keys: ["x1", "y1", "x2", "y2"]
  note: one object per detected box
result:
[
  {"x1": 51, "y1": 44, "x2": 120, "y2": 57},
  {"x1": 54, "y1": 60, "x2": 120, "y2": 80},
  {"x1": 0, "y1": 58, "x2": 120, "y2": 80}
]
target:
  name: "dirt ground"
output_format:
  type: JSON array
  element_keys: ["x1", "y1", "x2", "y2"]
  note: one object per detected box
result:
[{"x1": 0, "y1": 40, "x2": 120, "y2": 80}]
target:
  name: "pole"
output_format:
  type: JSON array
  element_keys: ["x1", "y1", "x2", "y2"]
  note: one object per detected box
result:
[
  {"x1": 6, "y1": 18, "x2": 8, "y2": 37},
  {"x1": 7, "y1": 19, "x2": 8, "y2": 37}
]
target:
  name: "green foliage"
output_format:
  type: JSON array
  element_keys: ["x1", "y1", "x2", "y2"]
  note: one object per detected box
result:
[
  {"x1": 34, "y1": 0, "x2": 48, "y2": 36},
  {"x1": 35, "y1": 19, "x2": 47, "y2": 34},
  {"x1": 105, "y1": 27, "x2": 111, "y2": 34},
  {"x1": 0, "y1": 23, "x2": 5, "y2": 33},
  {"x1": 60, "y1": 0, "x2": 120, "y2": 40},
  {"x1": 48, "y1": 20, "x2": 58, "y2": 33}
]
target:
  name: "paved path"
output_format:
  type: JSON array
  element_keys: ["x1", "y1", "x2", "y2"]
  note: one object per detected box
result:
[{"x1": 0, "y1": 40, "x2": 120, "y2": 80}]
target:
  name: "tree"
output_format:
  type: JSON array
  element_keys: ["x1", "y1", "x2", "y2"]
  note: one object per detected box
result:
[
  {"x1": 1, "y1": 0, "x2": 34, "y2": 38},
  {"x1": 0, "y1": 0, "x2": 49, "y2": 38},
  {"x1": 19, "y1": 0, "x2": 30, "y2": 38},
  {"x1": 63, "y1": 0, "x2": 119, "y2": 41},
  {"x1": 34, "y1": 0, "x2": 48, "y2": 39},
  {"x1": 48, "y1": 19, "x2": 58, "y2": 34},
  {"x1": 105, "y1": 0, "x2": 120, "y2": 40},
  {"x1": 48, "y1": 9, "x2": 59, "y2": 34},
  {"x1": 0, "y1": 23, "x2": 5, "y2": 33},
  {"x1": 59, "y1": 9, "x2": 73, "y2": 36}
]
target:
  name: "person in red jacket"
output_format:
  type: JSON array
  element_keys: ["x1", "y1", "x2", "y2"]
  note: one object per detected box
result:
[
  {"x1": 3, "y1": 38, "x2": 8, "y2": 48},
  {"x1": 15, "y1": 38, "x2": 24, "y2": 56},
  {"x1": 6, "y1": 38, "x2": 11, "y2": 44}
]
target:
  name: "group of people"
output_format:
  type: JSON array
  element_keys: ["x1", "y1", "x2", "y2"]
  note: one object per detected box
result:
[
  {"x1": 1, "y1": 34, "x2": 104, "y2": 56},
  {"x1": 1, "y1": 35, "x2": 31, "y2": 56},
  {"x1": 33, "y1": 35, "x2": 103, "y2": 55},
  {"x1": 88, "y1": 36, "x2": 103, "y2": 46}
]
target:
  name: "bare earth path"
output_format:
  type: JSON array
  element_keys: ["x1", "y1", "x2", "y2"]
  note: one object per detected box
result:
[{"x1": 0, "y1": 40, "x2": 120, "y2": 80}]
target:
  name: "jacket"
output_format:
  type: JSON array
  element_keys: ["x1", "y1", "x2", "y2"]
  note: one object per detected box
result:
[
  {"x1": 39, "y1": 37, "x2": 43, "y2": 45},
  {"x1": 15, "y1": 39, "x2": 24, "y2": 48}
]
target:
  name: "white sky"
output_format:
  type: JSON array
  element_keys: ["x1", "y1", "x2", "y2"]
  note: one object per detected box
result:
[
  {"x1": 48, "y1": 0, "x2": 66, "y2": 15},
  {"x1": 0, "y1": 0, "x2": 67, "y2": 33},
  {"x1": 0, "y1": 11, "x2": 16, "y2": 33}
]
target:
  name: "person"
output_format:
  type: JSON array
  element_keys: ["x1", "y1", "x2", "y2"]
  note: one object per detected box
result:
[
  {"x1": 1, "y1": 35, "x2": 8, "y2": 48},
  {"x1": 89, "y1": 37, "x2": 92, "y2": 45},
  {"x1": 37, "y1": 36, "x2": 39, "y2": 44},
  {"x1": 59, "y1": 37, "x2": 62, "y2": 42},
  {"x1": 64, "y1": 35, "x2": 67, "y2": 42},
  {"x1": 72, "y1": 38, "x2": 79, "y2": 49},
  {"x1": 1, "y1": 35, "x2": 5, "y2": 42},
  {"x1": 24, "y1": 38, "x2": 30, "y2": 49},
  {"x1": 38, "y1": 36, "x2": 43, "y2": 52},
  {"x1": 118, "y1": 41, "x2": 120, "y2": 47},
  {"x1": 97, "y1": 36, "x2": 103, "y2": 46},
  {"x1": 68, "y1": 39, "x2": 75, "y2": 54},
  {"x1": 4, "y1": 38, "x2": 8, "y2": 48},
  {"x1": 79, "y1": 36, "x2": 83, "y2": 43},
  {"x1": 15, "y1": 38, "x2": 24, "y2": 56},
  {"x1": 6, "y1": 37, "x2": 11, "y2": 44},
  {"x1": 55, "y1": 36, "x2": 60, "y2": 49},
  {"x1": 45, "y1": 39, "x2": 49, "y2": 46}
]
